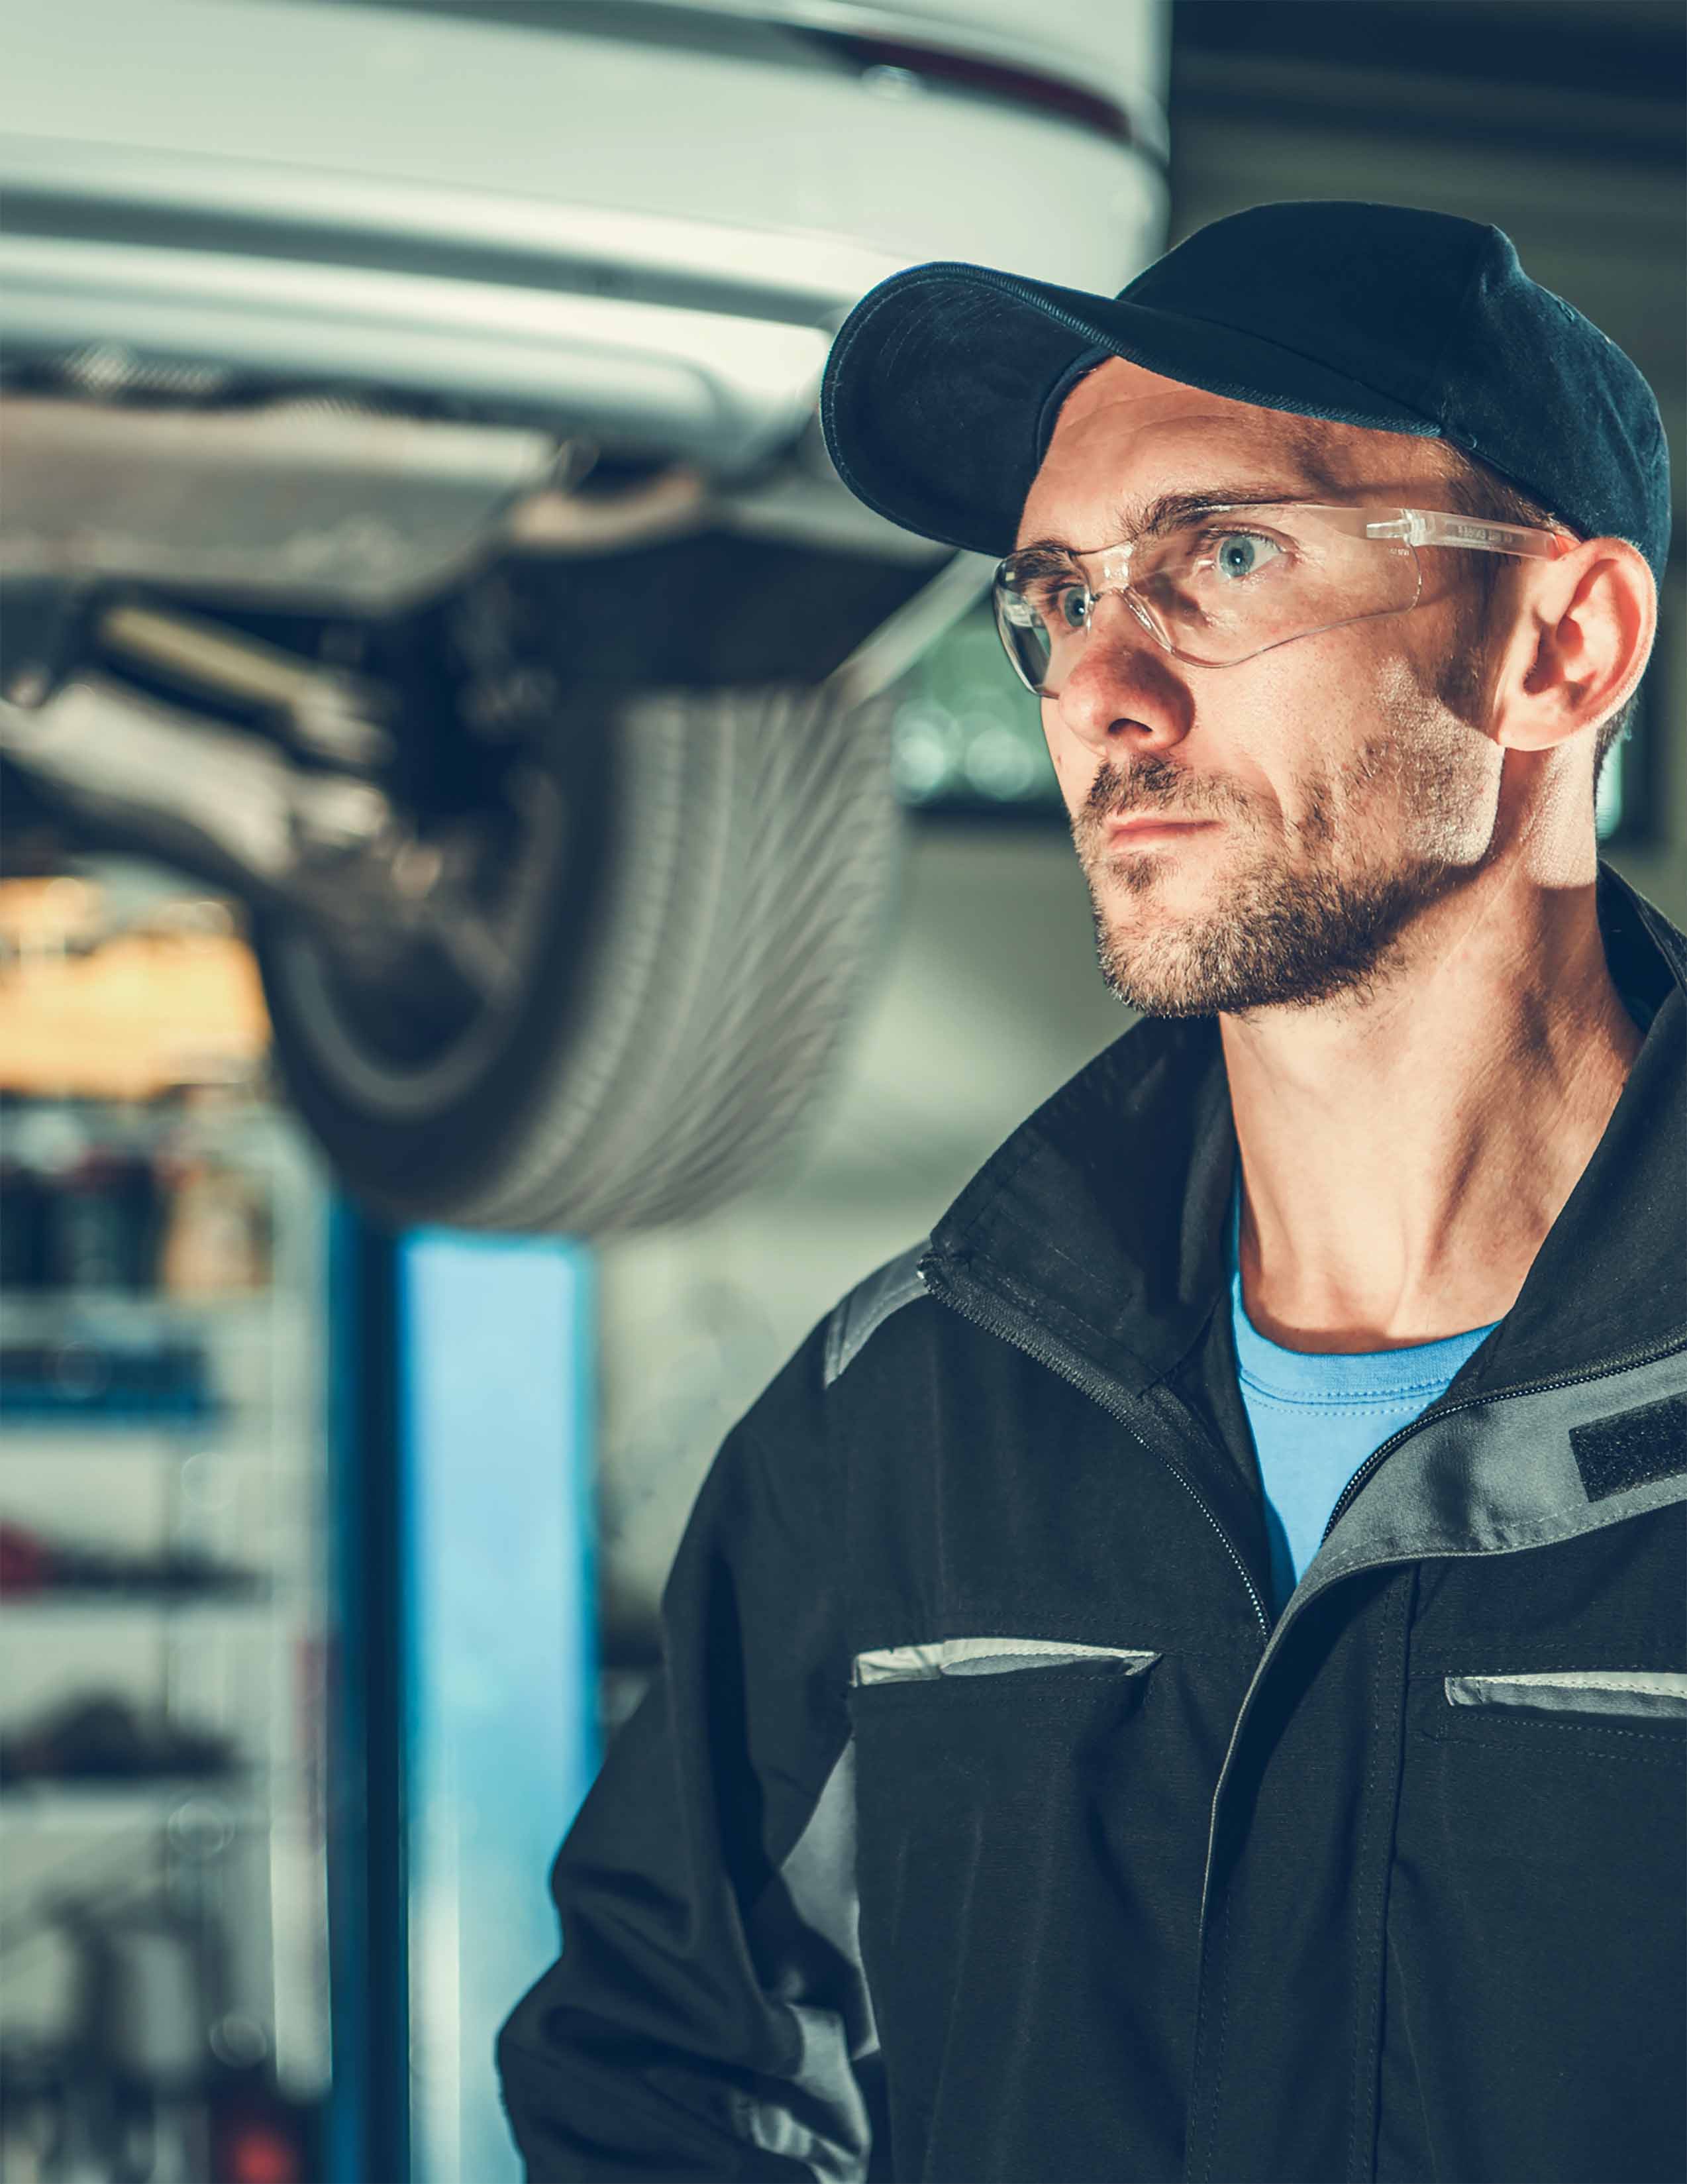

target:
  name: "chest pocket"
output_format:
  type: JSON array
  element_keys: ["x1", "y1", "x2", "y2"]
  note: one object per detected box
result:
[
  {"x1": 1445, "y1": 1667, "x2": 1687, "y2": 1718},
  {"x1": 843, "y1": 1636, "x2": 1174, "y2": 2165},
  {"x1": 851, "y1": 1634, "x2": 1187, "y2": 2175},
  {"x1": 843, "y1": 1638, "x2": 1166, "y2": 1944},
  {"x1": 1439, "y1": 1667, "x2": 1687, "y2": 1752},
  {"x1": 851, "y1": 1636, "x2": 1162, "y2": 1684},
  {"x1": 844, "y1": 1642, "x2": 1166, "y2": 1979},
  {"x1": 1393, "y1": 1660, "x2": 1687, "y2": 2179}
]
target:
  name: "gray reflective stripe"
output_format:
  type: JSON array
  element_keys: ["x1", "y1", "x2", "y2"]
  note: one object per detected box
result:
[
  {"x1": 1308, "y1": 1344, "x2": 1687, "y2": 1594},
  {"x1": 823, "y1": 1241, "x2": 928, "y2": 1388},
  {"x1": 1445, "y1": 1669, "x2": 1687, "y2": 1720},
  {"x1": 853, "y1": 1637, "x2": 1162, "y2": 1685},
  {"x1": 735, "y1": 1734, "x2": 877, "y2": 2182}
]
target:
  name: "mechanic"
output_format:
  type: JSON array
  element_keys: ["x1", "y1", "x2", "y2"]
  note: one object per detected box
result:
[{"x1": 497, "y1": 201, "x2": 1684, "y2": 2183}]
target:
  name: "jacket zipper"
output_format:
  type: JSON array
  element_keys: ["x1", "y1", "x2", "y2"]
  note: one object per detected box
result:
[
  {"x1": 918, "y1": 1249, "x2": 1271, "y2": 1639},
  {"x1": 1317, "y1": 1329, "x2": 1687, "y2": 1549}
]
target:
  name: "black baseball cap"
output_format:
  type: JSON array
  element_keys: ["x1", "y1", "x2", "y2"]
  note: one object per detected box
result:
[{"x1": 819, "y1": 200, "x2": 1671, "y2": 586}]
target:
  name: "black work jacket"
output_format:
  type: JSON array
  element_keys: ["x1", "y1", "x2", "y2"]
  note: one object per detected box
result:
[{"x1": 498, "y1": 859, "x2": 1687, "y2": 2184}]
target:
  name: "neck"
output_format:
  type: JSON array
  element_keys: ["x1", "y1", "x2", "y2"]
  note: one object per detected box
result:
[{"x1": 1219, "y1": 873, "x2": 1643, "y2": 1354}]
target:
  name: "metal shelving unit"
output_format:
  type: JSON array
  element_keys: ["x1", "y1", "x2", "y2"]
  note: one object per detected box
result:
[{"x1": 0, "y1": 1094, "x2": 335, "y2": 2145}]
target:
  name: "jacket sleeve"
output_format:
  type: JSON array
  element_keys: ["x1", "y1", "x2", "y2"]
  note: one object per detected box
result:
[{"x1": 495, "y1": 1318, "x2": 886, "y2": 2181}]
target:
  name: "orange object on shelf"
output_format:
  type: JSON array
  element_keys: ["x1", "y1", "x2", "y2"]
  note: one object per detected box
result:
[{"x1": 0, "y1": 880, "x2": 272, "y2": 1100}]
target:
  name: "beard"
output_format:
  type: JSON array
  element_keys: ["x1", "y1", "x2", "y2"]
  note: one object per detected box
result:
[{"x1": 1076, "y1": 659, "x2": 1498, "y2": 1021}]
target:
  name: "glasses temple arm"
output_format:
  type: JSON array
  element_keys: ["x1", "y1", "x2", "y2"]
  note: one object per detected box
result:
[{"x1": 1396, "y1": 509, "x2": 1570, "y2": 558}]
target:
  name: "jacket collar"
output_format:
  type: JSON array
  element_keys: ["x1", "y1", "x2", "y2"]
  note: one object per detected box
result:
[{"x1": 925, "y1": 859, "x2": 1687, "y2": 1408}]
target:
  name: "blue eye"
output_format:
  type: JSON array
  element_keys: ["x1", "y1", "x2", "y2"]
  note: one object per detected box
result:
[
  {"x1": 1211, "y1": 532, "x2": 1282, "y2": 581},
  {"x1": 1056, "y1": 585, "x2": 1089, "y2": 630}
]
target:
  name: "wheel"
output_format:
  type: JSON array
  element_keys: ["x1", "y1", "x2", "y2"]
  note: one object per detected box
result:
[{"x1": 252, "y1": 674, "x2": 903, "y2": 1233}]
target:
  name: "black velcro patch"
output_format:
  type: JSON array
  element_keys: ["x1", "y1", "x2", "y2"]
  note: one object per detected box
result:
[{"x1": 1570, "y1": 1390, "x2": 1687, "y2": 1502}]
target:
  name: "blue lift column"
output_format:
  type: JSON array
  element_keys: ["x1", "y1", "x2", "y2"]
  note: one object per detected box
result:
[
  {"x1": 328, "y1": 1207, "x2": 599, "y2": 2184},
  {"x1": 402, "y1": 1227, "x2": 599, "y2": 2184}
]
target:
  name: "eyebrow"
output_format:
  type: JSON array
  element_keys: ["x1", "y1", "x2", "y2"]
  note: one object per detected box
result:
[{"x1": 1013, "y1": 481, "x2": 1329, "y2": 558}]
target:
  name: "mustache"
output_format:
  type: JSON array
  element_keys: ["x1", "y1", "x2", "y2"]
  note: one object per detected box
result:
[{"x1": 1081, "y1": 764, "x2": 1225, "y2": 830}]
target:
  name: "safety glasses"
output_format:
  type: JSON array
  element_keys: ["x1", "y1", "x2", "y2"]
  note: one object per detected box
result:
[{"x1": 992, "y1": 503, "x2": 1570, "y2": 696}]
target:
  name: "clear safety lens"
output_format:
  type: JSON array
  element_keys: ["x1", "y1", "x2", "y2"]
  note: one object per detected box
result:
[{"x1": 993, "y1": 504, "x2": 1423, "y2": 695}]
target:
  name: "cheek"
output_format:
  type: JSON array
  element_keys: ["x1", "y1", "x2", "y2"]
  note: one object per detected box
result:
[
  {"x1": 1245, "y1": 643, "x2": 1385, "y2": 786},
  {"x1": 1042, "y1": 728, "x2": 1099, "y2": 828},
  {"x1": 1040, "y1": 707, "x2": 1089, "y2": 803}
]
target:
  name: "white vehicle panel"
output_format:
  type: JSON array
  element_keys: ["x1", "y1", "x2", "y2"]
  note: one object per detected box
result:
[
  {"x1": 0, "y1": 0, "x2": 1167, "y2": 535},
  {"x1": 1, "y1": 0, "x2": 1166, "y2": 295}
]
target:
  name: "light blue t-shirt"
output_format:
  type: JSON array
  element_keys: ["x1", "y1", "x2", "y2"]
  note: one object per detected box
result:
[{"x1": 1227, "y1": 1174, "x2": 1500, "y2": 1613}]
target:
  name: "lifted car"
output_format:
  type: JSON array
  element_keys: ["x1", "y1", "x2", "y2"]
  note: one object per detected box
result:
[{"x1": 0, "y1": 0, "x2": 1168, "y2": 1230}]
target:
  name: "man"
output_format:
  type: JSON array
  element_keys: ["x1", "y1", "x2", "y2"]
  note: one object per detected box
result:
[{"x1": 498, "y1": 203, "x2": 1684, "y2": 2183}]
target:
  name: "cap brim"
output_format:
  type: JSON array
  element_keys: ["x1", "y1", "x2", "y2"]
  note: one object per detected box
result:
[{"x1": 819, "y1": 262, "x2": 1443, "y2": 557}]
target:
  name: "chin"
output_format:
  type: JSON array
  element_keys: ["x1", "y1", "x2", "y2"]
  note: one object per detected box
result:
[{"x1": 1092, "y1": 849, "x2": 1209, "y2": 906}]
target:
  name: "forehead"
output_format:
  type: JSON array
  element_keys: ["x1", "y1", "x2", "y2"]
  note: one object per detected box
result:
[{"x1": 1016, "y1": 354, "x2": 1449, "y2": 550}]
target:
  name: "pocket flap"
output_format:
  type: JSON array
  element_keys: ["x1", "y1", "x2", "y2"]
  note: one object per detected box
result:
[
  {"x1": 1444, "y1": 1669, "x2": 1687, "y2": 1722},
  {"x1": 852, "y1": 1637, "x2": 1162, "y2": 1686}
]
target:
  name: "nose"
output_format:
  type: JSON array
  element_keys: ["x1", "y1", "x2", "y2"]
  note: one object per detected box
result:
[{"x1": 1048, "y1": 592, "x2": 1192, "y2": 760}]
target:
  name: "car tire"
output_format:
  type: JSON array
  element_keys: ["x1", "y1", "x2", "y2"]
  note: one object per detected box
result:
[{"x1": 251, "y1": 677, "x2": 903, "y2": 1233}]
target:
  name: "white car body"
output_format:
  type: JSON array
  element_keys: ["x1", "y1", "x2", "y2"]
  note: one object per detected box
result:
[{"x1": 1, "y1": 0, "x2": 1168, "y2": 588}]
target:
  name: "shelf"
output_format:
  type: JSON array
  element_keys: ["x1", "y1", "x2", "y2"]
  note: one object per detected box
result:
[
  {"x1": 0, "y1": 1589, "x2": 273, "y2": 1619},
  {"x1": 0, "y1": 1292, "x2": 288, "y2": 1339},
  {"x1": 0, "y1": 1778, "x2": 270, "y2": 1828},
  {"x1": 0, "y1": 1098, "x2": 291, "y2": 1156},
  {"x1": 0, "y1": 1407, "x2": 227, "y2": 1435},
  {"x1": 0, "y1": 1059, "x2": 330, "y2": 2075},
  {"x1": 0, "y1": 1424, "x2": 274, "y2": 1457}
]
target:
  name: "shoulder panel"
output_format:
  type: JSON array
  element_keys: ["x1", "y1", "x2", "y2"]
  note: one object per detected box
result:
[{"x1": 823, "y1": 1241, "x2": 929, "y2": 1389}]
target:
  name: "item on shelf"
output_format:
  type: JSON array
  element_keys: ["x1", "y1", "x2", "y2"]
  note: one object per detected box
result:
[
  {"x1": 0, "y1": 1520, "x2": 266, "y2": 1600},
  {"x1": 44, "y1": 1145, "x2": 161, "y2": 1292},
  {"x1": 39, "y1": 1888, "x2": 223, "y2": 2182},
  {"x1": 154, "y1": 1154, "x2": 272, "y2": 1298},
  {"x1": 0, "y1": 1518, "x2": 50, "y2": 1590},
  {"x1": 0, "y1": 1094, "x2": 274, "y2": 1303},
  {"x1": 0, "y1": 1148, "x2": 50, "y2": 1288},
  {"x1": 63, "y1": 1895, "x2": 215, "y2": 2095},
  {"x1": 0, "y1": 1694, "x2": 240, "y2": 1786},
  {"x1": 0, "y1": 1336, "x2": 216, "y2": 1418},
  {"x1": 0, "y1": 884, "x2": 272, "y2": 1104},
  {"x1": 0, "y1": 2036, "x2": 75, "y2": 2184},
  {"x1": 0, "y1": 1893, "x2": 317, "y2": 2184},
  {"x1": 207, "y1": 2062, "x2": 317, "y2": 2184}
]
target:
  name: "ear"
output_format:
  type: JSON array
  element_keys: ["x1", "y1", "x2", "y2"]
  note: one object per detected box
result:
[{"x1": 1488, "y1": 536, "x2": 1657, "y2": 756}]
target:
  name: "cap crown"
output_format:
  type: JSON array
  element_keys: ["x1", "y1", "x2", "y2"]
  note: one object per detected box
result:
[
  {"x1": 1118, "y1": 203, "x2": 1669, "y2": 582},
  {"x1": 819, "y1": 199, "x2": 1671, "y2": 586}
]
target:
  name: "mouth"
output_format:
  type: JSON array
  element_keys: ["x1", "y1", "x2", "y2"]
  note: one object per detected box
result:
[{"x1": 1103, "y1": 816, "x2": 1216, "y2": 847}]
